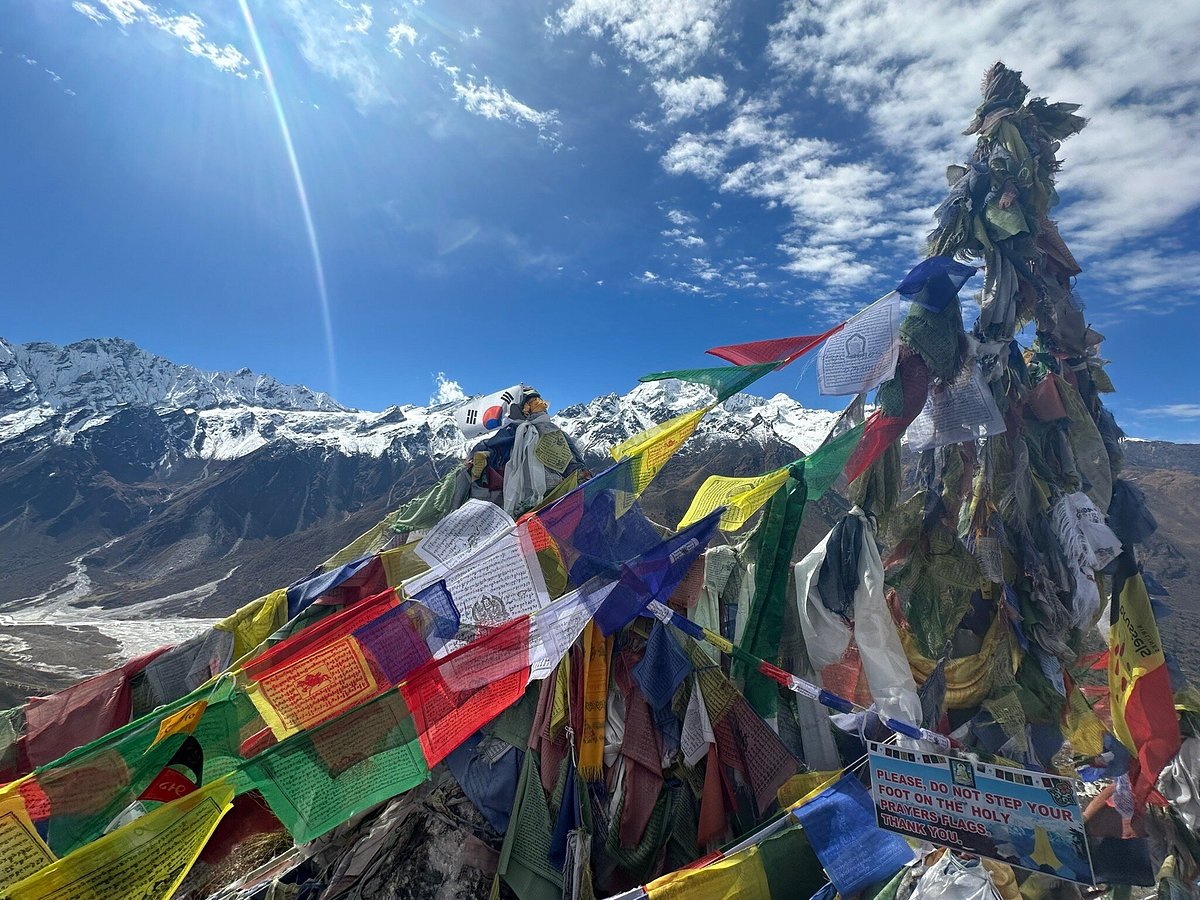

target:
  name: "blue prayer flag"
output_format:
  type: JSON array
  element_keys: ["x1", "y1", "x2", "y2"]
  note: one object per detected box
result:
[
  {"x1": 896, "y1": 256, "x2": 977, "y2": 313},
  {"x1": 792, "y1": 772, "x2": 914, "y2": 896}
]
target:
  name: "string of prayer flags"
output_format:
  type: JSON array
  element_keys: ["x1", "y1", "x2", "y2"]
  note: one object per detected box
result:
[
  {"x1": 3, "y1": 779, "x2": 234, "y2": 900},
  {"x1": 817, "y1": 292, "x2": 906, "y2": 396},
  {"x1": 611, "y1": 406, "x2": 713, "y2": 494},
  {"x1": 791, "y1": 772, "x2": 915, "y2": 896},
  {"x1": 706, "y1": 323, "x2": 844, "y2": 367},
  {"x1": 895, "y1": 256, "x2": 978, "y2": 313},
  {"x1": 638, "y1": 362, "x2": 780, "y2": 402},
  {"x1": 678, "y1": 417, "x2": 865, "y2": 533},
  {"x1": 593, "y1": 510, "x2": 723, "y2": 636}
]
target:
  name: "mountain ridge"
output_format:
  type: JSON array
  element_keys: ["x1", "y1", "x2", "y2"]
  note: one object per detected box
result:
[{"x1": 1, "y1": 336, "x2": 1196, "y2": 694}]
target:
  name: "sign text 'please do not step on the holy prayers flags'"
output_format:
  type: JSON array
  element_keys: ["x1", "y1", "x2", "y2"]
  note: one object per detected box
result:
[{"x1": 868, "y1": 741, "x2": 1095, "y2": 885}]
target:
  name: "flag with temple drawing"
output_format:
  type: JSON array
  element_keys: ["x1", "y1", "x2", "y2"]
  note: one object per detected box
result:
[{"x1": 611, "y1": 406, "x2": 712, "y2": 494}]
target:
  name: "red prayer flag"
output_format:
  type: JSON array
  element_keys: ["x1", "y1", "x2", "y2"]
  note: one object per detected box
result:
[
  {"x1": 706, "y1": 323, "x2": 844, "y2": 367},
  {"x1": 399, "y1": 614, "x2": 532, "y2": 767}
]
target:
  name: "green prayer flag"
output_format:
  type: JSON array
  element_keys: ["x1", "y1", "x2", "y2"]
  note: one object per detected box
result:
[
  {"x1": 639, "y1": 362, "x2": 780, "y2": 402},
  {"x1": 244, "y1": 690, "x2": 429, "y2": 844},
  {"x1": 736, "y1": 422, "x2": 865, "y2": 717},
  {"x1": 498, "y1": 750, "x2": 562, "y2": 900},
  {"x1": 389, "y1": 467, "x2": 463, "y2": 534}
]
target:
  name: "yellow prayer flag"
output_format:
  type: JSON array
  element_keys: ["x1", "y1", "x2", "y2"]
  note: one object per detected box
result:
[
  {"x1": 150, "y1": 698, "x2": 208, "y2": 748},
  {"x1": 244, "y1": 635, "x2": 381, "y2": 739},
  {"x1": 612, "y1": 406, "x2": 711, "y2": 494},
  {"x1": 645, "y1": 843, "x2": 770, "y2": 899},
  {"x1": 3, "y1": 779, "x2": 234, "y2": 900},
  {"x1": 677, "y1": 466, "x2": 790, "y2": 532},
  {"x1": 380, "y1": 544, "x2": 429, "y2": 587},
  {"x1": 777, "y1": 770, "x2": 841, "y2": 809},
  {"x1": 0, "y1": 789, "x2": 56, "y2": 890},
  {"x1": 322, "y1": 520, "x2": 392, "y2": 570},
  {"x1": 215, "y1": 588, "x2": 288, "y2": 661}
]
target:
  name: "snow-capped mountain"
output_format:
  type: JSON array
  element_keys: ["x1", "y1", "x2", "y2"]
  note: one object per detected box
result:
[
  {"x1": 0, "y1": 338, "x2": 840, "y2": 466},
  {"x1": 1, "y1": 337, "x2": 1197, "y2": 695},
  {"x1": 1, "y1": 336, "x2": 343, "y2": 417},
  {"x1": 0, "y1": 337, "x2": 843, "y2": 621}
]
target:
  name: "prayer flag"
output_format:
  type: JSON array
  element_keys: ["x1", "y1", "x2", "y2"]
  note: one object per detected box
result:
[
  {"x1": 534, "y1": 459, "x2": 662, "y2": 585},
  {"x1": 678, "y1": 419, "x2": 864, "y2": 532},
  {"x1": 895, "y1": 256, "x2": 977, "y2": 312},
  {"x1": 612, "y1": 406, "x2": 712, "y2": 494},
  {"x1": 817, "y1": 293, "x2": 905, "y2": 396},
  {"x1": 791, "y1": 773, "x2": 914, "y2": 896},
  {"x1": 594, "y1": 511, "x2": 723, "y2": 636},
  {"x1": 245, "y1": 691, "x2": 428, "y2": 844},
  {"x1": 706, "y1": 325, "x2": 844, "y2": 367},
  {"x1": 643, "y1": 825, "x2": 824, "y2": 899},
  {"x1": 638, "y1": 363, "x2": 779, "y2": 402},
  {"x1": 3, "y1": 779, "x2": 234, "y2": 900},
  {"x1": 1108, "y1": 561, "x2": 1181, "y2": 802}
]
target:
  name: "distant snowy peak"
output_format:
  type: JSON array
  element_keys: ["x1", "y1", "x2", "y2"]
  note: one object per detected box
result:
[
  {"x1": 555, "y1": 380, "x2": 840, "y2": 458},
  {"x1": 0, "y1": 336, "x2": 843, "y2": 465},
  {"x1": 0, "y1": 337, "x2": 346, "y2": 417}
]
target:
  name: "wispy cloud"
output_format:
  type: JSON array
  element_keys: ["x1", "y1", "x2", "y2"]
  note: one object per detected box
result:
[
  {"x1": 428, "y1": 51, "x2": 562, "y2": 148},
  {"x1": 766, "y1": 0, "x2": 1200, "y2": 294},
  {"x1": 1142, "y1": 405, "x2": 1200, "y2": 419},
  {"x1": 73, "y1": 1, "x2": 251, "y2": 76},
  {"x1": 558, "y1": 0, "x2": 1200, "y2": 311},
  {"x1": 279, "y1": 0, "x2": 391, "y2": 109},
  {"x1": 654, "y1": 74, "x2": 726, "y2": 121},
  {"x1": 554, "y1": 0, "x2": 729, "y2": 72},
  {"x1": 72, "y1": 2, "x2": 108, "y2": 25},
  {"x1": 386, "y1": 20, "x2": 417, "y2": 56}
]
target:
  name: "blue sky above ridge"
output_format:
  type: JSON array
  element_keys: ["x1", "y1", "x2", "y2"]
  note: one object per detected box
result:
[{"x1": 2, "y1": 0, "x2": 1198, "y2": 440}]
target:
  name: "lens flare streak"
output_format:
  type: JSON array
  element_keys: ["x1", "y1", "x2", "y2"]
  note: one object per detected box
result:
[{"x1": 237, "y1": 0, "x2": 337, "y2": 393}]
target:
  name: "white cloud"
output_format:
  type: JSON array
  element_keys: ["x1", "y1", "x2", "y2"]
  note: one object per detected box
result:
[
  {"x1": 280, "y1": 0, "x2": 391, "y2": 109},
  {"x1": 554, "y1": 0, "x2": 728, "y2": 72},
  {"x1": 72, "y1": 2, "x2": 108, "y2": 24},
  {"x1": 75, "y1": 1, "x2": 251, "y2": 76},
  {"x1": 430, "y1": 372, "x2": 467, "y2": 405},
  {"x1": 386, "y1": 21, "x2": 417, "y2": 56},
  {"x1": 589, "y1": 51, "x2": 606, "y2": 67},
  {"x1": 653, "y1": 74, "x2": 726, "y2": 121},
  {"x1": 343, "y1": 3, "x2": 372, "y2": 35},
  {"x1": 429, "y1": 52, "x2": 562, "y2": 148},
  {"x1": 560, "y1": 0, "x2": 1200, "y2": 308},
  {"x1": 665, "y1": 208, "x2": 696, "y2": 226},
  {"x1": 1142, "y1": 404, "x2": 1200, "y2": 419},
  {"x1": 662, "y1": 111, "x2": 893, "y2": 286},
  {"x1": 766, "y1": 0, "x2": 1200, "y2": 264}
]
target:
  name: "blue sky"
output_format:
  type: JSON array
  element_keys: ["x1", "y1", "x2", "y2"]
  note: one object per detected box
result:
[{"x1": 3, "y1": 0, "x2": 1199, "y2": 440}]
